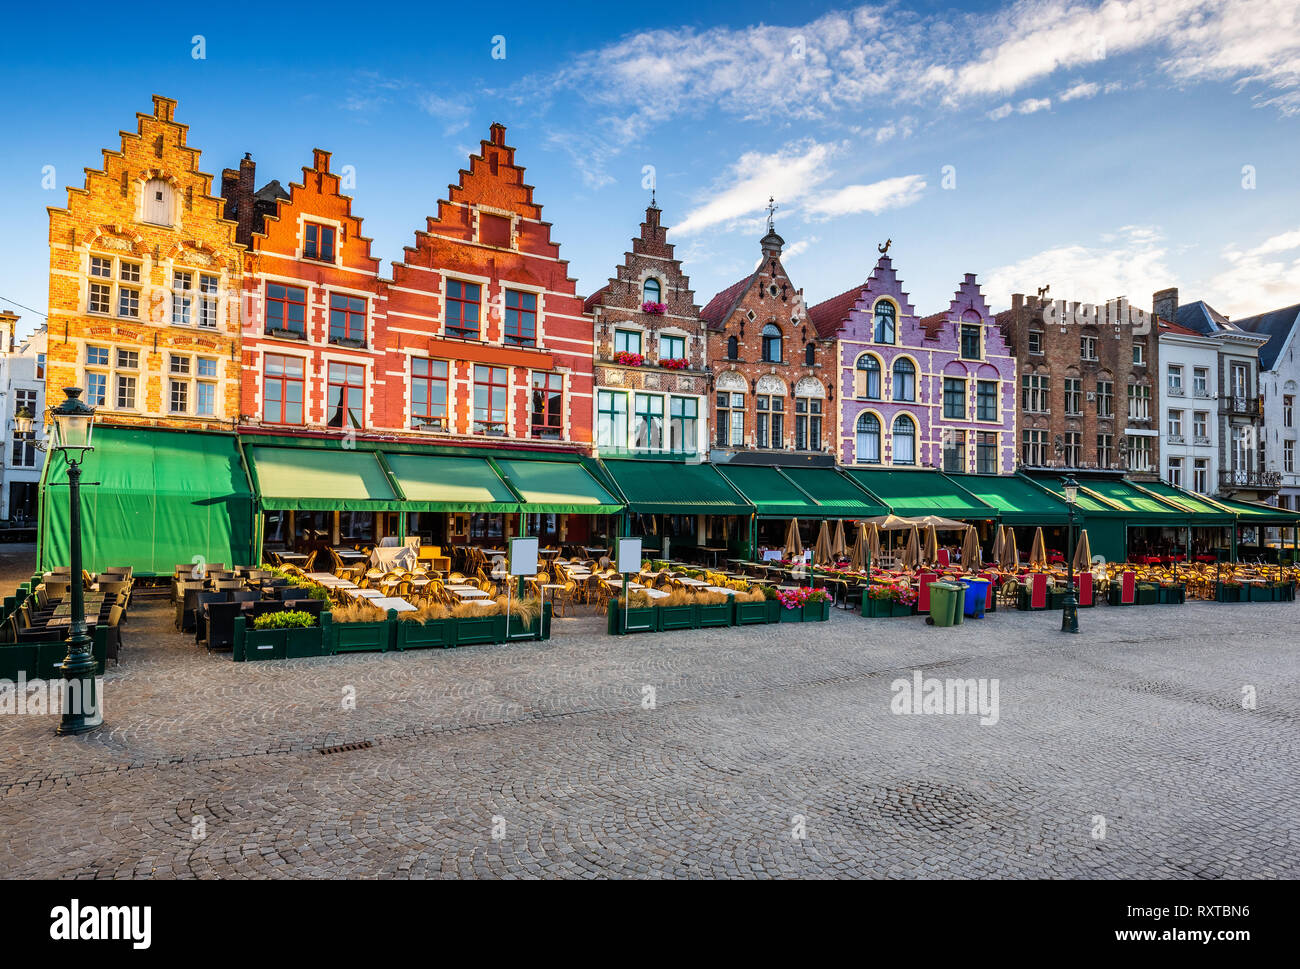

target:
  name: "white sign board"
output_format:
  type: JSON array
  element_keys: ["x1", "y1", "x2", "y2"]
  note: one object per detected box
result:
[
  {"x1": 509, "y1": 537, "x2": 539, "y2": 576},
  {"x1": 617, "y1": 537, "x2": 643, "y2": 574}
]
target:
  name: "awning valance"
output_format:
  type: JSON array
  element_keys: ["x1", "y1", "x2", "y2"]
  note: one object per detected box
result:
[
  {"x1": 601, "y1": 459, "x2": 753, "y2": 516},
  {"x1": 943, "y1": 473, "x2": 1068, "y2": 524},
  {"x1": 779, "y1": 467, "x2": 888, "y2": 518},
  {"x1": 845, "y1": 469, "x2": 998, "y2": 520},
  {"x1": 247, "y1": 445, "x2": 400, "y2": 511},
  {"x1": 385, "y1": 453, "x2": 520, "y2": 513},
  {"x1": 492, "y1": 458, "x2": 623, "y2": 514}
]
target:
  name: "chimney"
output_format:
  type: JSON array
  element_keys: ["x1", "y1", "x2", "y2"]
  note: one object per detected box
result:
[
  {"x1": 489, "y1": 122, "x2": 507, "y2": 147},
  {"x1": 220, "y1": 154, "x2": 258, "y2": 247},
  {"x1": 152, "y1": 95, "x2": 176, "y2": 122},
  {"x1": 1153, "y1": 287, "x2": 1179, "y2": 324},
  {"x1": 0, "y1": 310, "x2": 18, "y2": 354},
  {"x1": 313, "y1": 148, "x2": 331, "y2": 174}
]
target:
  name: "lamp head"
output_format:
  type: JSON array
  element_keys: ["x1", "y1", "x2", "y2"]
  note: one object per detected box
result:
[{"x1": 50, "y1": 386, "x2": 95, "y2": 454}]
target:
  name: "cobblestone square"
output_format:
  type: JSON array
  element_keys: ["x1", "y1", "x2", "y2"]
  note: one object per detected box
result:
[{"x1": 2, "y1": 547, "x2": 1296, "y2": 879}]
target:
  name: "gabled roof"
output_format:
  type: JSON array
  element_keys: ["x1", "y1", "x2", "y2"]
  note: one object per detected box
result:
[
  {"x1": 1176, "y1": 300, "x2": 1232, "y2": 335},
  {"x1": 254, "y1": 179, "x2": 289, "y2": 203},
  {"x1": 700, "y1": 274, "x2": 756, "y2": 329},
  {"x1": 807, "y1": 284, "x2": 863, "y2": 337},
  {"x1": 1157, "y1": 316, "x2": 1204, "y2": 338},
  {"x1": 582, "y1": 285, "x2": 608, "y2": 314},
  {"x1": 1233, "y1": 302, "x2": 1300, "y2": 370}
]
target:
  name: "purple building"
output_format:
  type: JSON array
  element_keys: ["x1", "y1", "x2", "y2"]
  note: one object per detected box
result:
[{"x1": 809, "y1": 255, "x2": 1016, "y2": 474}]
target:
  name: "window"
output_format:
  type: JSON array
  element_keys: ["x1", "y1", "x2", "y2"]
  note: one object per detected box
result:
[
  {"x1": 1022, "y1": 429, "x2": 1047, "y2": 466},
  {"x1": 856, "y1": 355, "x2": 881, "y2": 399},
  {"x1": 115, "y1": 374, "x2": 136, "y2": 409},
  {"x1": 1168, "y1": 365, "x2": 1183, "y2": 394},
  {"x1": 173, "y1": 270, "x2": 193, "y2": 325},
  {"x1": 1127, "y1": 384, "x2": 1151, "y2": 420},
  {"x1": 804, "y1": 342, "x2": 815, "y2": 366},
  {"x1": 976, "y1": 380, "x2": 998, "y2": 421},
  {"x1": 328, "y1": 293, "x2": 366, "y2": 344},
  {"x1": 614, "y1": 329, "x2": 642, "y2": 355},
  {"x1": 472, "y1": 364, "x2": 506, "y2": 435},
  {"x1": 1193, "y1": 367, "x2": 1209, "y2": 396},
  {"x1": 505, "y1": 290, "x2": 537, "y2": 347},
  {"x1": 1126, "y1": 436, "x2": 1152, "y2": 472},
  {"x1": 1081, "y1": 335, "x2": 1098, "y2": 360},
  {"x1": 1097, "y1": 380, "x2": 1114, "y2": 419},
  {"x1": 1063, "y1": 431, "x2": 1081, "y2": 466},
  {"x1": 873, "y1": 301, "x2": 896, "y2": 344},
  {"x1": 660, "y1": 334, "x2": 686, "y2": 362},
  {"x1": 795, "y1": 397, "x2": 821, "y2": 451},
  {"x1": 1193, "y1": 411, "x2": 1208, "y2": 440},
  {"x1": 117, "y1": 348, "x2": 138, "y2": 369},
  {"x1": 1285, "y1": 440, "x2": 1295, "y2": 474},
  {"x1": 11, "y1": 428, "x2": 35, "y2": 468},
  {"x1": 856, "y1": 413, "x2": 881, "y2": 463},
  {"x1": 1285, "y1": 395, "x2": 1294, "y2": 428},
  {"x1": 1132, "y1": 341, "x2": 1145, "y2": 366},
  {"x1": 170, "y1": 354, "x2": 190, "y2": 376},
  {"x1": 1168, "y1": 457, "x2": 1183, "y2": 487},
  {"x1": 1022, "y1": 373, "x2": 1049, "y2": 413},
  {"x1": 264, "y1": 354, "x2": 305, "y2": 425},
  {"x1": 531, "y1": 372, "x2": 563, "y2": 440},
  {"x1": 143, "y1": 177, "x2": 172, "y2": 225},
  {"x1": 1097, "y1": 433, "x2": 1113, "y2": 468},
  {"x1": 891, "y1": 415, "x2": 915, "y2": 464},
  {"x1": 411, "y1": 358, "x2": 449, "y2": 429},
  {"x1": 198, "y1": 274, "x2": 218, "y2": 328},
  {"x1": 726, "y1": 336, "x2": 738, "y2": 360},
  {"x1": 942, "y1": 429, "x2": 965, "y2": 473},
  {"x1": 943, "y1": 377, "x2": 966, "y2": 419},
  {"x1": 266, "y1": 283, "x2": 307, "y2": 336},
  {"x1": 117, "y1": 278, "x2": 140, "y2": 318},
  {"x1": 642, "y1": 278, "x2": 660, "y2": 304},
  {"x1": 1168, "y1": 409, "x2": 1183, "y2": 437},
  {"x1": 196, "y1": 379, "x2": 216, "y2": 417},
  {"x1": 85, "y1": 345, "x2": 109, "y2": 406},
  {"x1": 445, "y1": 280, "x2": 481, "y2": 340},
  {"x1": 756, "y1": 395, "x2": 783, "y2": 449},
  {"x1": 892, "y1": 359, "x2": 915, "y2": 402},
  {"x1": 169, "y1": 378, "x2": 189, "y2": 414},
  {"x1": 960, "y1": 324, "x2": 981, "y2": 360},
  {"x1": 1064, "y1": 377, "x2": 1082, "y2": 416},
  {"x1": 328, "y1": 362, "x2": 366, "y2": 429},
  {"x1": 1231, "y1": 362, "x2": 1249, "y2": 400},
  {"x1": 716, "y1": 392, "x2": 744, "y2": 447},
  {"x1": 90, "y1": 256, "x2": 112, "y2": 279},
  {"x1": 761, "y1": 324, "x2": 782, "y2": 363},
  {"x1": 1028, "y1": 331, "x2": 1043, "y2": 354},
  {"x1": 976, "y1": 432, "x2": 998, "y2": 474},
  {"x1": 89, "y1": 281, "x2": 111, "y2": 314},
  {"x1": 634, "y1": 393, "x2": 665, "y2": 449},
  {"x1": 598, "y1": 390, "x2": 629, "y2": 448},
  {"x1": 1193, "y1": 458, "x2": 1208, "y2": 494},
  {"x1": 669, "y1": 396, "x2": 698, "y2": 453},
  {"x1": 304, "y1": 222, "x2": 336, "y2": 261}
]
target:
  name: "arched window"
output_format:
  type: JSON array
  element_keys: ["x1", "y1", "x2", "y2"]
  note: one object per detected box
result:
[
  {"x1": 892, "y1": 414, "x2": 916, "y2": 464},
  {"x1": 855, "y1": 355, "x2": 881, "y2": 399},
  {"x1": 144, "y1": 177, "x2": 173, "y2": 226},
  {"x1": 726, "y1": 335, "x2": 738, "y2": 360},
  {"x1": 892, "y1": 358, "x2": 915, "y2": 401},
  {"x1": 642, "y1": 278, "x2": 661, "y2": 304},
  {"x1": 873, "y1": 300, "x2": 896, "y2": 344},
  {"x1": 804, "y1": 342, "x2": 815, "y2": 365},
  {"x1": 761, "y1": 324, "x2": 782, "y2": 362},
  {"x1": 856, "y1": 413, "x2": 881, "y2": 464}
]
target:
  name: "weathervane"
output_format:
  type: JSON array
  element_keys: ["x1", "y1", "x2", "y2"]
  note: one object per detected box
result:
[
  {"x1": 878, "y1": 238, "x2": 892, "y2": 255},
  {"x1": 766, "y1": 196, "x2": 778, "y2": 232},
  {"x1": 1037, "y1": 284, "x2": 1050, "y2": 300}
]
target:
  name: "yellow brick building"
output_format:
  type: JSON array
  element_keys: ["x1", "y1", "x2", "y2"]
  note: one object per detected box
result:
[{"x1": 45, "y1": 95, "x2": 243, "y2": 430}]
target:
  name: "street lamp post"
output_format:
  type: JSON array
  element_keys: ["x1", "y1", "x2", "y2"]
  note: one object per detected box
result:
[
  {"x1": 1061, "y1": 474, "x2": 1080, "y2": 634},
  {"x1": 42, "y1": 388, "x2": 101, "y2": 735}
]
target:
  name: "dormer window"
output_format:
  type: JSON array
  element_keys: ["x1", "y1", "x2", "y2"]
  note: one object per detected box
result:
[
  {"x1": 304, "y1": 223, "x2": 336, "y2": 261},
  {"x1": 143, "y1": 178, "x2": 173, "y2": 226}
]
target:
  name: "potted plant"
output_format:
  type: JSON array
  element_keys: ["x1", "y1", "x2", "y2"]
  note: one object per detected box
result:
[
  {"x1": 614, "y1": 350, "x2": 645, "y2": 366},
  {"x1": 641, "y1": 301, "x2": 667, "y2": 315},
  {"x1": 657, "y1": 589, "x2": 697, "y2": 631}
]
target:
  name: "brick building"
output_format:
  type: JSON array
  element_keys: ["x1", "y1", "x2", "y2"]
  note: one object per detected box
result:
[
  {"x1": 996, "y1": 292, "x2": 1159, "y2": 480},
  {"x1": 700, "y1": 213, "x2": 836, "y2": 466},
  {"x1": 46, "y1": 96, "x2": 244, "y2": 430},
  {"x1": 585, "y1": 201, "x2": 708, "y2": 455},
  {"x1": 811, "y1": 257, "x2": 1016, "y2": 474}
]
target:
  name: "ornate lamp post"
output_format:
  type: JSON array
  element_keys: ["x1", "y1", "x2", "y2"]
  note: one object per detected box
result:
[
  {"x1": 46, "y1": 388, "x2": 101, "y2": 735},
  {"x1": 1061, "y1": 474, "x2": 1080, "y2": 634}
]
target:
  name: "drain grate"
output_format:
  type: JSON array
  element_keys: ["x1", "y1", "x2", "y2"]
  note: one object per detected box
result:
[{"x1": 318, "y1": 741, "x2": 374, "y2": 756}]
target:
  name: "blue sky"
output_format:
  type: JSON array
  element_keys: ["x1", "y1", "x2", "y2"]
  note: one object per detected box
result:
[{"x1": 2, "y1": 0, "x2": 1298, "y2": 339}]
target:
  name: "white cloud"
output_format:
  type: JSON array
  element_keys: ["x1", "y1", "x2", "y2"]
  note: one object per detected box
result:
[
  {"x1": 674, "y1": 141, "x2": 839, "y2": 235},
  {"x1": 1059, "y1": 81, "x2": 1099, "y2": 101},
  {"x1": 1017, "y1": 97, "x2": 1052, "y2": 114},
  {"x1": 805, "y1": 175, "x2": 927, "y2": 218},
  {"x1": 1205, "y1": 228, "x2": 1300, "y2": 316},
  {"x1": 987, "y1": 102, "x2": 1014, "y2": 120}
]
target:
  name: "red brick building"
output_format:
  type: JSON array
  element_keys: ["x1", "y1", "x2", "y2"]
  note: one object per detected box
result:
[{"x1": 701, "y1": 215, "x2": 836, "y2": 465}]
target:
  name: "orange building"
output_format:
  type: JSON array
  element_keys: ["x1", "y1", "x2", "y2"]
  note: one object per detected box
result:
[{"x1": 46, "y1": 96, "x2": 244, "y2": 430}]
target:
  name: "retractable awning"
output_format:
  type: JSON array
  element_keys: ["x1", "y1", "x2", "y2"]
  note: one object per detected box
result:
[
  {"x1": 246, "y1": 445, "x2": 400, "y2": 511},
  {"x1": 384, "y1": 453, "x2": 520, "y2": 513},
  {"x1": 779, "y1": 467, "x2": 888, "y2": 518},
  {"x1": 38, "y1": 426, "x2": 254, "y2": 576},
  {"x1": 943, "y1": 474, "x2": 1068, "y2": 524},
  {"x1": 714, "y1": 465, "x2": 820, "y2": 519},
  {"x1": 844, "y1": 469, "x2": 997, "y2": 520},
  {"x1": 492, "y1": 458, "x2": 623, "y2": 514},
  {"x1": 1125, "y1": 481, "x2": 1233, "y2": 525},
  {"x1": 600, "y1": 459, "x2": 753, "y2": 516}
]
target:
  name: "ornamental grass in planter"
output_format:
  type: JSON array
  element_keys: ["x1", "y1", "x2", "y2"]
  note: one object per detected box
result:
[{"x1": 330, "y1": 602, "x2": 394, "y2": 652}]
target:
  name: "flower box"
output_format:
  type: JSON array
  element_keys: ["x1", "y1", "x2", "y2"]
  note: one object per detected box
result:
[
  {"x1": 658, "y1": 604, "x2": 697, "y2": 631},
  {"x1": 1215, "y1": 582, "x2": 1243, "y2": 603},
  {"x1": 395, "y1": 618, "x2": 455, "y2": 650},
  {"x1": 890, "y1": 602, "x2": 913, "y2": 618},
  {"x1": 1247, "y1": 583, "x2": 1272, "y2": 602},
  {"x1": 0, "y1": 634, "x2": 108, "y2": 681},
  {"x1": 735, "y1": 600, "x2": 773, "y2": 625},
  {"x1": 641, "y1": 301, "x2": 667, "y2": 315},
  {"x1": 607, "y1": 604, "x2": 659, "y2": 635},
  {"x1": 696, "y1": 601, "x2": 734, "y2": 628},
  {"x1": 1280, "y1": 582, "x2": 1297, "y2": 603},
  {"x1": 331, "y1": 613, "x2": 396, "y2": 653},
  {"x1": 1136, "y1": 585, "x2": 1160, "y2": 606},
  {"x1": 1158, "y1": 585, "x2": 1186, "y2": 605}
]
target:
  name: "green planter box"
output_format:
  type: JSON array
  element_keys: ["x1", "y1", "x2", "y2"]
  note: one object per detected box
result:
[
  {"x1": 1046, "y1": 589, "x2": 1067, "y2": 609},
  {"x1": 2, "y1": 628, "x2": 111, "y2": 679},
  {"x1": 735, "y1": 600, "x2": 773, "y2": 625},
  {"x1": 1136, "y1": 585, "x2": 1160, "y2": 606},
  {"x1": 453, "y1": 614, "x2": 506, "y2": 645},
  {"x1": 804, "y1": 600, "x2": 832, "y2": 621},
  {"x1": 1158, "y1": 585, "x2": 1186, "y2": 605},
  {"x1": 332, "y1": 613, "x2": 396, "y2": 653},
  {"x1": 607, "y1": 604, "x2": 660, "y2": 635},
  {"x1": 395, "y1": 618, "x2": 455, "y2": 650},
  {"x1": 658, "y1": 604, "x2": 697, "y2": 631},
  {"x1": 1018, "y1": 590, "x2": 1050, "y2": 610},
  {"x1": 235, "y1": 617, "x2": 328, "y2": 661},
  {"x1": 696, "y1": 601, "x2": 734, "y2": 628},
  {"x1": 1216, "y1": 583, "x2": 1243, "y2": 602},
  {"x1": 505, "y1": 606, "x2": 551, "y2": 641},
  {"x1": 1280, "y1": 582, "x2": 1297, "y2": 602},
  {"x1": 862, "y1": 596, "x2": 896, "y2": 618},
  {"x1": 890, "y1": 602, "x2": 913, "y2": 618}
]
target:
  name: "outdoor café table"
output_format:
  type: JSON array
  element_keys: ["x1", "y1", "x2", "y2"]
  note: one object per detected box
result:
[
  {"x1": 371, "y1": 545, "x2": 417, "y2": 570},
  {"x1": 343, "y1": 588, "x2": 385, "y2": 599},
  {"x1": 605, "y1": 579, "x2": 642, "y2": 590},
  {"x1": 704, "y1": 586, "x2": 738, "y2": 595},
  {"x1": 452, "y1": 588, "x2": 490, "y2": 599},
  {"x1": 46, "y1": 615, "x2": 98, "y2": 628},
  {"x1": 278, "y1": 552, "x2": 308, "y2": 563},
  {"x1": 368, "y1": 596, "x2": 418, "y2": 613},
  {"x1": 642, "y1": 588, "x2": 670, "y2": 600},
  {"x1": 334, "y1": 549, "x2": 367, "y2": 560},
  {"x1": 676, "y1": 577, "x2": 708, "y2": 588},
  {"x1": 584, "y1": 546, "x2": 609, "y2": 556}
]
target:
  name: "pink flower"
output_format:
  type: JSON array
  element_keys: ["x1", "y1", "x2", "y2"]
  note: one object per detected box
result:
[{"x1": 641, "y1": 301, "x2": 667, "y2": 315}]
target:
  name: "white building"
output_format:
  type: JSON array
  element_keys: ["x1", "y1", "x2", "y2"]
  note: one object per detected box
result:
[
  {"x1": 1236, "y1": 302, "x2": 1300, "y2": 516},
  {"x1": 1157, "y1": 318, "x2": 1219, "y2": 494},
  {"x1": 0, "y1": 311, "x2": 48, "y2": 524}
]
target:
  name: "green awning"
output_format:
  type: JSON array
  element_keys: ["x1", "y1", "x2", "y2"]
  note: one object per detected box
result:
[
  {"x1": 1213, "y1": 496, "x2": 1300, "y2": 524},
  {"x1": 1128, "y1": 481, "x2": 1233, "y2": 525},
  {"x1": 493, "y1": 458, "x2": 623, "y2": 514},
  {"x1": 944, "y1": 474, "x2": 1068, "y2": 524},
  {"x1": 1027, "y1": 475, "x2": 1125, "y2": 516},
  {"x1": 601, "y1": 459, "x2": 752, "y2": 515},
  {"x1": 39, "y1": 426, "x2": 254, "y2": 576},
  {"x1": 715, "y1": 465, "x2": 820, "y2": 519},
  {"x1": 247, "y1": 445, "x2": 400, "y2": 511},
  {"x1": 844, "y1": 469, "x2": 998, "y2": 520},
  {"x1": 780, "y1": 467, "x2": 889, "y2": 517},
  {"x1": 1076, "y1": 477, "x2": 1191, "y2": 522},
  {"x1": 385, "y1": 453, "x2": 520, "y2": 513}
]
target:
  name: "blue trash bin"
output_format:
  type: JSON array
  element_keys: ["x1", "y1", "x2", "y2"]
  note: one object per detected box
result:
[{"x1": 963, "y1": 578, "x2": 989, "y2": 618}]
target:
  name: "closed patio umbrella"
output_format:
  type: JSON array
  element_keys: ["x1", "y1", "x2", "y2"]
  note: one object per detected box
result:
[
  {"x1": 902, "y1": 525, "x2": 920, "y2": 570},
  {"x1": 1072, "y1": 528, "x2": 1092, "y2": 573},
  {"x1": 784, "y1": 518, "x2": 803, "y2": 561},
  {"x1": 1001, "y1": 528, "x2": 1020, "y2": 570},
  {"x1": 831, "y1": 519, "x2": 847, "y2": 560},
  {"x1": 813, "y1": 520, "x2": 833, "y2": 566},
  {"x1": 1029, "y1": 526, "x2": 1048, "y2": 569},
  {"x1": 913, "y1": 514, "x2": 968, "y2": 531},
  {"x1": 991, "y1": 525, "x2": 1005, "y2": 567},
  {"x1": 848, "y1": 522, "x2": 866, "y2": 572},
  {"x1": 922, "y1": 524, "x2": 939, "y2": 567},
  {"x1": 961, "y1": 524, "x2": 981, "y2": 571},
  {"x1": 866, "y1": 521, "x2": 882, "y2": 562}
]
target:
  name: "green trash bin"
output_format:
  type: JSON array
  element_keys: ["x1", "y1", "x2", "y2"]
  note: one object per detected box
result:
[{"x1": 927, "y1": 581, "x2": 962, "y2": 628}]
